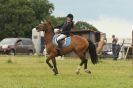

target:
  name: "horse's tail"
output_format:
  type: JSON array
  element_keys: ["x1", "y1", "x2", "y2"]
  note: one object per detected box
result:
[{"x1": 88, "y1": 40, "x2": 98, "y2": 64}]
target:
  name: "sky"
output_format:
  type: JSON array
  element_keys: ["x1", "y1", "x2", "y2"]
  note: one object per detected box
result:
[{"x1": 49, "y1": 0, "x2": 133, "y2": 38}]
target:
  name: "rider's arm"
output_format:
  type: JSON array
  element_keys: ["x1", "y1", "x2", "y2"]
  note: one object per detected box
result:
[{"x1": 61, "y1": 21, "x2": 74, "y2": 33}]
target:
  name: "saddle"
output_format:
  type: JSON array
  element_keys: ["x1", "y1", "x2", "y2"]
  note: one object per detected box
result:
[
  {"x1": 52, "y1": 34, "x2": 71, "y2": 48},
  {"x1": 52, "y1": 34, "x2": 71, "y2": 56}
]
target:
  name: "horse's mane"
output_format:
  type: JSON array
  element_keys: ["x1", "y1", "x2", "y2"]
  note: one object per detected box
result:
[{"x1": 46, "y1": 20, "x2": 55, "y2": 34}]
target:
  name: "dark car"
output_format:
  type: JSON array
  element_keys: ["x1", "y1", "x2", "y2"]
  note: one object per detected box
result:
[{"x1": 0, "y1": 38, "x2": 35, "y2": 55}]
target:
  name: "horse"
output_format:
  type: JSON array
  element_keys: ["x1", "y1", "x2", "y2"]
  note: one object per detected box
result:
[
  {"x1": 96, "y1": 37, "x2": 107, "y2": 55},
  {"x1": 36, "y1": 20, "x2": 98, "y2": 75}
]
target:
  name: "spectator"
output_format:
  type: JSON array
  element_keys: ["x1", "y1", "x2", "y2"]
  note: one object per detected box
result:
[{"x1": 112, "y1": 35, "x2": 118, "y2": 60}]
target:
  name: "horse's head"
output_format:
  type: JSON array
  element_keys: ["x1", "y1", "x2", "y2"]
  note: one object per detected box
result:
[
  {"x1": 100, "y1": 37, "x2": 107, "y2": 45},
  {"x1": 36, "y1": 20, "x2": 51, "y2": 32},
  {"x1": 96, "y1": 37, "x2": 107, "y2": 55}
]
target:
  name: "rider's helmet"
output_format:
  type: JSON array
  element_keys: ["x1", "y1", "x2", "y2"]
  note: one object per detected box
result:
[{"x1": 67, "y1": 14, "x2": 73, "y2": 20}]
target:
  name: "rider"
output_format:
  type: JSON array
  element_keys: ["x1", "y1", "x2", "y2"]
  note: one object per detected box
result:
[{"x1": 54, "y1": 13, "x2": 74, "y2": 49}]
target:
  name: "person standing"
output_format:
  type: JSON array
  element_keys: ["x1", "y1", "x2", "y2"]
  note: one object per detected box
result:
[{"x1": 112, "y1": 35, "x2": 118, "y2": 60}]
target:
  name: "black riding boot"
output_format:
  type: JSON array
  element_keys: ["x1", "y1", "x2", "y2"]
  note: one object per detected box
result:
[
  {"x1": 57, "y1": 40, "x2": 62, "y2": 50},
  {"x1": 56, "y1": 40, "x2": 62, "y2": 56}
]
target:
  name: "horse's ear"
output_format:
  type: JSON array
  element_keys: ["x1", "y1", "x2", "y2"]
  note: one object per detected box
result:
[
  {"x1": 47, "y1": 20, "x2": 52, "y2": 25},
  {"x1": 43, "y1": 19, "x2": 47, "y2": 23}
]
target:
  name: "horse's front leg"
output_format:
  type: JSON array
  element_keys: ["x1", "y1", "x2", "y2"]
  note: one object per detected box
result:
[
  {"x1": 52, "y1": 58, "x2": 58, "y2": 75},
  {"x1": 46, "y1": 55, "x2": 58, "y2": 75},
  {"x1": 46, "y1": 58, "x2": 53, "y2": 69}
]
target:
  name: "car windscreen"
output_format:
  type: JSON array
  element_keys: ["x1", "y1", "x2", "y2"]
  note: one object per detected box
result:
[
  {"x1": 103, "y1": 43, "x2": 112, "y2": 52},
  {"x1": 0, "y1": 38, "x2": 17, "y2": 45}
]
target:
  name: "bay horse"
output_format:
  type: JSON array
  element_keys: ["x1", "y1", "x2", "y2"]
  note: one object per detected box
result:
[{"x1": 36, "y1": 20, "x2": 98, "y2": 75}]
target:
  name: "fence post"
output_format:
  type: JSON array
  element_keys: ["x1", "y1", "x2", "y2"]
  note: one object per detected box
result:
[{"x1": 132, "y1": 31, "x2": 133, "y2": 64}]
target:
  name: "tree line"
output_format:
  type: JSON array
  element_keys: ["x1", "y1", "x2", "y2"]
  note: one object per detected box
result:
[{"x1": 0, "y1": 0, "x2": 98, "y2": 40}]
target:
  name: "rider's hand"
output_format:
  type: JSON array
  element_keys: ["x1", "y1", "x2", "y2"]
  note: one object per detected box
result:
[{"x1": 59, "y1": 29, "x2": 63, "y2": 33}]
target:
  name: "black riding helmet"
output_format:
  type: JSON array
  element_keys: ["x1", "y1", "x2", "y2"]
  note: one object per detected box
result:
[{"x1": 67, "y1": 14, "x2": 73, "y2": 20}]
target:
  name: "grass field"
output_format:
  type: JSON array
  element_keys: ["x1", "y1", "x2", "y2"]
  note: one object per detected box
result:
[{"x1": 0, "y1": 55, "x2": 133, "y2": 88}]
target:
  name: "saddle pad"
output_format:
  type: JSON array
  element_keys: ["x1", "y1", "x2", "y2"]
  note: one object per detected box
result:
[{"x1": 52, "y1": 35, "x2": 71, "y2": 47}]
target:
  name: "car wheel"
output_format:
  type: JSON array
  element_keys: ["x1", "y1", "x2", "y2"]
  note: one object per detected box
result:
[
  {"x1": 9, "y1": 50, "x2": 15, "y2": 55},
  {"x1": 29, "y1": 50, "x2": 33, "y2": 55}
]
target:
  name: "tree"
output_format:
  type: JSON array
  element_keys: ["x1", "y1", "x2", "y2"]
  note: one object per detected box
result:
[
  {"x1": 0, "y1": 0, "x2": 54, "y2": 40},
  {"x1": 45, "y1": 16, "x2": 66, "y2": 28},
  {"x1": 75, "y1": 21, "x2": 98, "y2": 31},
  {"x1": 30, "y1": 0, "x2": 54, "y2": 21}
]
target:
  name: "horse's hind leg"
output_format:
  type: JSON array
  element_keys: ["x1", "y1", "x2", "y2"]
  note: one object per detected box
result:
[
  {"x1": 76, "y1": 58, "x2": 84, "y2": 75},
  {"x1": 76, "y1": 55, "x2": 91, "y2": 74},
  {"x1": 76, "y1": 53, "x2": 88, "y2": 75},
  {"x1": 84, "y1": 59, "x2": 91, "y2": 74}
]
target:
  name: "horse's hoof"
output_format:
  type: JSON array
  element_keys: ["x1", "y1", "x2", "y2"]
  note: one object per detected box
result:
[
  {"x1": 53, "y1": 72, "x2": 59, "y2": 75},
  {"x1": 55, "y1": 74, "x2": 60, "y2": 76},
  {"x1": 85, "y1": 69, "x2": 91, "y2": 74},
  {"x1": 52, "y1": 68, "x2": 58, "y2": 75},
  {"x1": 76, "y1": 70, "x2": 80, "y2": 75},
  {"x1": 54, "y1": 73, "x2": 59, "y2": 76}
]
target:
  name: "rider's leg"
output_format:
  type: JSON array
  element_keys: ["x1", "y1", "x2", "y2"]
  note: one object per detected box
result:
[
  {"x1": 57, "y1": 34, "x2": 66, "y2": 49},
  {"x1": 54, "y1": 28, "x2": 60, "y2": 34}
]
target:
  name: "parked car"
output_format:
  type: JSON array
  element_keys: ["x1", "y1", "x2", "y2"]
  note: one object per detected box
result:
[
  {"x1": 101, "y1": 43, "x2": 113, "y2": 58},
  {"x1": 0, "y1": 38, "x2": 35, "y2": 55},
  {"x1": 102, "y1": 43, "x2": 112, "y2": 55}
]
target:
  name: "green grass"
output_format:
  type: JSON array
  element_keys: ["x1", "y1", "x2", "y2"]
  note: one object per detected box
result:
[{"x1": 0, "y1": 55, "x2": 133, "y2": 88}]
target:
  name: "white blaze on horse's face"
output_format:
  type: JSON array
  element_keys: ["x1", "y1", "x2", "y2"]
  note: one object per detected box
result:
[
  {"x1": 100, "y1": 37, "x2": 107, "y2": 45},
  {"x1": 104, "y1": 40, "x2": 107, "y2": 44},
  {"x1": 41, "y1": 21, "x2": 44, "y2": 24},
  {"x1": 36, "y1": 21, "x2": 47, "y2": 32}
]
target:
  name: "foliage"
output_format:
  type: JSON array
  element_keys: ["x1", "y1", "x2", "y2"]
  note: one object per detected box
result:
[
  {"x1": 30, "y1": 0, "x2": 54, "y2": 20},
  {"x1": 0, "y1": 0, "x2": 54, "y2": 40},
  {"x1": 75, "y1": 21, "x2": 98, "y2": 31},
  {"x1": 55, "y1": 17, "x2": 66, "y2": 25},
  {"x1": 0, "y1": 55, "x2": 133, "y2": 88},
  {"x1": 46, "y1": 16, "x2": 66, "y2": 27}
]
